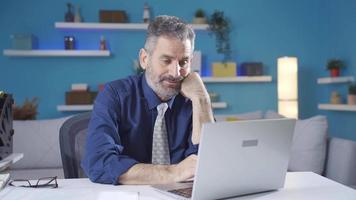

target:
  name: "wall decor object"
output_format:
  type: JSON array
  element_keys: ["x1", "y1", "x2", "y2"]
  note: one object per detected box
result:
[
  {"x1": 74, "y1": 5, "x2": 82, "y2": 22},
  {"x1": 208, "y1": 10, "x2": 231, "y2": 62},
  {"x1": 212, "y1": 62, "x2": 236, "y2": 77},
  {"x1": 13, "y1": 97, "x2": 38, "y2": 120},
  {"x1": 10, "y1": 34, "x2": 37, "y2": 50},
  {"x1": 64, "y1": 36, "x2": 75, "y2": 50},
  {"x1": 65, "y1": 91, "x2": 97, "y2": 105},
  {"x1": 65, "y1": 3, "x2": 74, "y2": 22},
  {"x1": 143, "y1": 2, "x2": 150, "y2": 23},
  {"x1": 99, "y1": 10, "x2": 128, "y2": 23},
  {"x1": 193, "y1": 9, "x2": 207, "y2": 24},
  {"x1": 348, "y1": 83, "x2": 356, "y2": 105},
  {"x1": 330, "y1": 91, "x2": 342, "y2": 104},
  {"x1": 240, "y1": 62, "x2": 263, "y2": 76},
  {"x1": 278, "y1": 57, "x2": 298, "y2": 119},
  {"x1": 326, "y1": 59, "x2": 344, "y2": 77},
  {"x1": 100, "y1": 36, "x2": 107, "y2": 50}
]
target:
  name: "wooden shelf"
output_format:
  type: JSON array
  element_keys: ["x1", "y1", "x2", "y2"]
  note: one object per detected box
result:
[
  {"x1": 3, "y1": 50, "x2": 110, "y2": 57},
  {"x1": 58, "y1": 102, "x2": 227, "y2": 112},
  {"x1": 317, "y1": 76, "x2": 354, "y2": 84},
  {"x1": 55, "y1": 22, "x2": 209, "y2": 31},
  {"x1": 202, "y1": 76, "x2": 272, "y2": 83},
  {"x1": 57, "y1": 105, "x2": 93, "y2": 112},
  {"x1": 318, "y1": 104, "x2": 356, "y2": 111}
]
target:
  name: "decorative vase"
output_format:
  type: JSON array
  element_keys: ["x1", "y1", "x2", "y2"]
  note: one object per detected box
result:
[
  {"x1": 74, "y1": 6, "x2": 82, "y2": 23},
  {"x1": 347, "y1": 94, "x2": 356, "y2": 105},
  {"x1": 65, "y1": 3, "x2": 74, "y2": 22},
  {"x1": 330, "y1": 68, "x2": 340, "y2": 77}
]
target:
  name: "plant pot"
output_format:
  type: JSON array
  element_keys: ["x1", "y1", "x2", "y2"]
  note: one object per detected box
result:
[
  {"x1": 347, "y1": 94, "x2": 356, "y2": 105},
  {"x1": 330, "y1": 68, "x2": 340, "y2": 77},
  {"x1": 212, "y1": 62, "x2": 237, "y2": 77},
  {"x1": 192, "y1": 17, "x2": 207, "y2": 24}
]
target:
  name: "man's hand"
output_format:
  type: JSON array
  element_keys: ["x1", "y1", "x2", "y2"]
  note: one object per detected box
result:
[
  {"x1": 180, "y1": 72, "x2": 209, "y2": 102},
  {"x1": 180, "y1": 72, "x2": 214, "y2": 144},
  {"x1": 171, "y1": 154, "x2": 197, "y2": 182}
]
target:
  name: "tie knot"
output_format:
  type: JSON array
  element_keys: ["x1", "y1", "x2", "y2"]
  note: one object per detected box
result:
[{"x1": 157, "y1": 103, "x2": 168, "y2": 116}]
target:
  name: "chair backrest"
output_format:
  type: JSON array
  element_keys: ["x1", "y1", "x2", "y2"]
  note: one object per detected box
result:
[{"x1": 59, "y1": 112, "x2": 91, "y2": 178}]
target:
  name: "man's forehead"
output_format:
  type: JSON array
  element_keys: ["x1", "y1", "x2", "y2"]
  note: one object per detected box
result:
[{"x1": 153, "y1": 36, "x2": 192, "y2": 56}]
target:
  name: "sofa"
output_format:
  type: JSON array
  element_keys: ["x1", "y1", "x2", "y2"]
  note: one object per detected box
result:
[
  {"x1": 10, "y1": 116, "x2": 71, "y2": 180},
  {"x1": 9, "y1": 111, "x2": 356, "y2": 189}
]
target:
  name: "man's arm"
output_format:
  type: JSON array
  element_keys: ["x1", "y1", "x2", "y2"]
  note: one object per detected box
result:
[
  {"x1": 181, "y1": 72, "x2": 215, "y2": 144},
  {"x1": 118, "y1": 154, "x2": 197, "y2": 184}
]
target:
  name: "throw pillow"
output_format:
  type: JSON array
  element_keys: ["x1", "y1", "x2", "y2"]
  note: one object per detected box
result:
[{"x1": 288, "y1": 115, "x2": 328, "y2": 174}]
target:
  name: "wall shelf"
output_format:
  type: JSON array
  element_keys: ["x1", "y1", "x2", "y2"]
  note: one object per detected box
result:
[
  {"x1": 202, "y1": 76, "x2": 272, "y2": 83},
  {"x1": 317, "y1": 76, "x2": 354, "y2": 84},
  {"x1": 58, "y1": 102, "x2": 227, "y2": 112},
  {"x1": 55, "y1": 22, "x2": 209, "y2": 31},
  {"x1": 211, "y1": 102, "x2": 228, "y2": 109},
  {"x1": 3, "y1": 50, "x2": 110, "y2": 57},
  {"x1": 318, "y1": 104, "x2": 356, "y2": 111}
]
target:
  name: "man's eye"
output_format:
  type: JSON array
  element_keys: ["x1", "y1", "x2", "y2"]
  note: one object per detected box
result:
[
  {"x1": 163, "y1": 59, "x2": 171, "y2": 65},
  {"x1": 179, "y1": 60, "x2": 189, "y2": 67}
]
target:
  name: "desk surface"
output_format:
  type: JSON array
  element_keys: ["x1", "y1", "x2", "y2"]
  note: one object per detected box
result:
[{"x1": 1, "y1": 172, "x2": 355, "y2": 200}]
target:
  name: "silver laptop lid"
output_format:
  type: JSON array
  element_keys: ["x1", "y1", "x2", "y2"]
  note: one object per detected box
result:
[{"x1": 192, "y1": 118, "x2": 295, "y2": 200}]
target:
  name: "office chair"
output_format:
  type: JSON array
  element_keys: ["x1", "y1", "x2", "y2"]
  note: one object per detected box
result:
[{"x1": 59, "y1": 112, "x2": 91, "y2": 178}]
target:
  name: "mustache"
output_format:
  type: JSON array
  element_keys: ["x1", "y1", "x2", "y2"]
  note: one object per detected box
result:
[{"x1": 159, "y1": 75, "x2": 184, "y2": 83}]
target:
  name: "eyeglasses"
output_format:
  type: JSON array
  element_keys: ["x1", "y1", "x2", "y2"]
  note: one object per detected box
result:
[{"x1": 9, "y1": 176, "x2": 58, "y2": 188}]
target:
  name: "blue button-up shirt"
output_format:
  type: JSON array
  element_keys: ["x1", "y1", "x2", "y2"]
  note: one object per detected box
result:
[{"x1": 81, "y1": 73, "x2": 198, "y2": 184}]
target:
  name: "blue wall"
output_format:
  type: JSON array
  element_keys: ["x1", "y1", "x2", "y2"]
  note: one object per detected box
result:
[
  {"x1": 317, "y1": 0, "x2": 356, "y2": 140},
  {"x1": 0, "y1": 0, "x2": 355, "y2": 139}
]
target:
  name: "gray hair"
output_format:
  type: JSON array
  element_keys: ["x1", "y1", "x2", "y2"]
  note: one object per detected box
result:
[{"x1": 144, "y1": 15, "x2": 195, "y2": 54}]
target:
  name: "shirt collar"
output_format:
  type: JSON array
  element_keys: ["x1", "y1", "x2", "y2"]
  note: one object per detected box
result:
[{"x1": 141, "y1": 73, "x2": 176, "y2": 110}]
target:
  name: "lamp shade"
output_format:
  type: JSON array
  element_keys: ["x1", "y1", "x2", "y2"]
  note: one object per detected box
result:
[{"x1": 277, "y1": 57, "x2": 298, "y2": 119}]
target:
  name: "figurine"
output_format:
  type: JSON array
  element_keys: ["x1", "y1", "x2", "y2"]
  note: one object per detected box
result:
[
  {"x1": 100, "y1": 36, "x2": 107, "y2": 50},
  {"x1": 65, "y1": 3, "x2": 74, "y2": 22},
  {"x1": 143, "y1": 2, "x2": 150, "y2": 23}
]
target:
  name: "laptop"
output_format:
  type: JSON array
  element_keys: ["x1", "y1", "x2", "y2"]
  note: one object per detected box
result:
[{"x1": 152, "y1": 118, "x2": 296, "y2": 200}]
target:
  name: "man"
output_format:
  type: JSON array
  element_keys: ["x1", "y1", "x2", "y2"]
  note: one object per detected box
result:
[{"x1": 82, "y1": 15, "x2": 214, "y2": 185}]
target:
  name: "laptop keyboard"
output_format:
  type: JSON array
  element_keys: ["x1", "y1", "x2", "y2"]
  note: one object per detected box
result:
[{"x1": 169, "y1": 187, "x2": 192, "y2": 198}]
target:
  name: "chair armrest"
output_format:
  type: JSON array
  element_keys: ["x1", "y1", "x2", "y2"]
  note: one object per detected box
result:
[{"x1": 325, "y1": 137, "x2": 356, "y2": 186}]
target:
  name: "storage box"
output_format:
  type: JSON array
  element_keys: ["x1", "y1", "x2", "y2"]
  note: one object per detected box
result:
[
  {"x1": 212, "y1": 62, "x2": 237, "y2": 77},
  {"x1": 99, "y1": 10, "x2": 128, "y2": 23},
  {"x1": 10, "y1": 34, "x2": 37, "y2": 50},
  {"x1": 65, "y1": 91, "x2": 98, "y2": 105},
  {"x1": 240, "y1": 62, "x2": 263, "y2": 76}
]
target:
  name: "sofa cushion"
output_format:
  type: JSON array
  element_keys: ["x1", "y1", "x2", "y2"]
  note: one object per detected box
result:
[
  {"x1": 264, "y1": 111, "x2": 328, "y2": 174},
  {"x1": 12, "y1": 116, "x2": 71, "y2": 169},
  {"x1": 288, "y1": 115, "x2": 328, "y2": 174}
]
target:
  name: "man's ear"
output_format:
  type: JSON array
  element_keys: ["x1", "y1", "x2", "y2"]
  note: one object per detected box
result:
[{"x1": 139, "y1": 48, "x2": 149, "y2": 70}]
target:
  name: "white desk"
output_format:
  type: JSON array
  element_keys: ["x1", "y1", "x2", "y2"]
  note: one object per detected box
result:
[{"x1": 1, "y1": 172, "x2": 355, "y2": 200}]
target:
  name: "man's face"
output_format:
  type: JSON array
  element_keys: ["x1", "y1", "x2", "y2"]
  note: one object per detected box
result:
[{"x1": 140, "y1": 36, "x2": 192, "y2": 100}]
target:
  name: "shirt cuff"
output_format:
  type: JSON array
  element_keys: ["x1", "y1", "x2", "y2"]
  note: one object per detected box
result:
[
  {"x1": 185, "y1": 144, "x2": 199, "y2": 157},
  {"x1": 104, "y1": 156, "x2": 139, "y2": 185}
]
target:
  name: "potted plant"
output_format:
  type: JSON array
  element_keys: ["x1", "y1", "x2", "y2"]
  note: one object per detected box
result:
[
  {"x1": 348, "y1": 83, "x2": 356, "y2": 105},
  {"x1": 193, "y1": 9, "x2": 207, "y2": 24},
  {"x1": 208, "y1": 10, "x2": 236, "y2": 77},
  {"x1": 13, "y1": 97, "x2": 38, "y2": 120},
  {"x1": 326, "y1": 59, "x2": 344, "y2": 77}
]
